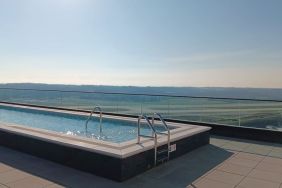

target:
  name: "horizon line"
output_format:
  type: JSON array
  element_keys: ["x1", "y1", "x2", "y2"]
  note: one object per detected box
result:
[{"x1": 1, "y1": 82, "x2": 282, "y2": 90}]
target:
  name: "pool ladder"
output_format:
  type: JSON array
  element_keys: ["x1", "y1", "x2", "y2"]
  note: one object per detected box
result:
[
  {"x1": 137, "y1": 113, "x2": 171, "y2": 166},
  {"x1": 85, "y1": 106, "x2": 103, "y2": 134}
]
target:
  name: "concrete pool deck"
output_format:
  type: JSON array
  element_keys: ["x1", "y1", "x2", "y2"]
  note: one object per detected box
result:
[{"x1": 0, "y1": 136, "x2": 282, "y2": 188}]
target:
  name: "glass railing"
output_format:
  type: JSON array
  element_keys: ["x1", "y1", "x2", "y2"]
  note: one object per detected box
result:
[{"x1": 0, "y1": 88, "x2": 281, "y2": 131}]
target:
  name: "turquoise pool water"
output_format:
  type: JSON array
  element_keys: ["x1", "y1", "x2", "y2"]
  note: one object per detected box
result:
[{"x1": 0, "y1": 105, "x2": 167, "y2": 143}]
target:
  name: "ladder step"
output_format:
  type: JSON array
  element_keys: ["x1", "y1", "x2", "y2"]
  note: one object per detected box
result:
[
  {"x1": 139, "y1": 135, "x2": 155, "y2": 139},
  {"x1": 156, "y1": 132, "x2": 168, "y2": 135},
  {"x1": 157, "y1": 156, "x2": 169, "y2": 163},
  {"x1": 157, "y1": 149, "x2": 169, "y2": 155}
]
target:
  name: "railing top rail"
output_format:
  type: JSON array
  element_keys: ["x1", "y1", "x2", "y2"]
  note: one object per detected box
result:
[{"x1": 1, "y1": 87, "x2": 282, "y2": 103}]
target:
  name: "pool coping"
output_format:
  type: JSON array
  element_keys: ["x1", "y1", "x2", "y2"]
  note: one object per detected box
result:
[{"x1": 0, "y1": 103, "x2": 211, "y2": 158}]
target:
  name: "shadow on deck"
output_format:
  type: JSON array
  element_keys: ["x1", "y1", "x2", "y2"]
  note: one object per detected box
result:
[{"x1": 0, "y1": 143, "x2": 233, "y2": 188}]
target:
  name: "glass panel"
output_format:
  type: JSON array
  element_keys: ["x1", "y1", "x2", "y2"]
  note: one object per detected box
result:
[
  {"x1": 168, "y1": 97, "x2": 204, "y2": 122},
  {"x1": 200, "y1": 99, "x2": 240, "y2": 126},
  {"x1": 1, "y1": 89, "x2": 61, "y2": 107},
  {"x1": 141, "y1": 95, "x2": 169, "y2": 117},
  {"x1": 1, "y1": 88, "x2": 282, "y2": 132},
  {"x1": 115, "y1": 94, "x2": 142, "y2": 115},
  {"x1": 239, "y1": 100, "x2": 282, "y2": 131}
]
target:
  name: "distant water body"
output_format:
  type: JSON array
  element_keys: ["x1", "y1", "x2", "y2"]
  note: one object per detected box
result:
[{"x1": 1, "y1": 83, "x2": 282, "y2": 100}]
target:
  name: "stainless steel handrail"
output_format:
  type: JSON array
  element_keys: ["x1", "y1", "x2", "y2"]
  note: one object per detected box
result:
[
  {"x1": 137, "y1": 114, "x2": 158, "y2": 166},
  {"x1": 85, "y1": 106, "x2": 103, "y2": 133},
  {"x1": 152, "y1": 113, "x2": 171, "y2": 160}
]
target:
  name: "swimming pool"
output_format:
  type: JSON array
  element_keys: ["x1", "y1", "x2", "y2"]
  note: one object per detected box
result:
[
  {"x1": 0, "y1": 105, "x2": 167, "y2": 143},
  {"x1": 0, "y1": 102, "x2": 211, "y2": 181}
]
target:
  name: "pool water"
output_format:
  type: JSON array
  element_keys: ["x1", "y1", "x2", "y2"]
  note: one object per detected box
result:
[{"x1": 0, "y1": 105, "x2": 168, "y2": 143}]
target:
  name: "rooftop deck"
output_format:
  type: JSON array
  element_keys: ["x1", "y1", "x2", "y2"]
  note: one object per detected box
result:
[{"x1": 0, "y1": 136, "x2": 282, "y2": 188}]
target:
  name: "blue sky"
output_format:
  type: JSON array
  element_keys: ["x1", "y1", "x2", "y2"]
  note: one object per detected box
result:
[{"x1": 0, "y1": 0, "x2": 282, "y2": 88}]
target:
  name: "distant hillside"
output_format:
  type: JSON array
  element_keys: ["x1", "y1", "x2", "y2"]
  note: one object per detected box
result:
[{"x1": 0, "y1": 83, "x2": 282, "y2": 100}]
